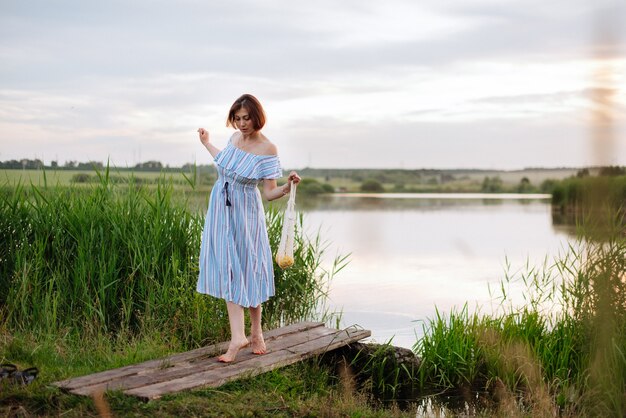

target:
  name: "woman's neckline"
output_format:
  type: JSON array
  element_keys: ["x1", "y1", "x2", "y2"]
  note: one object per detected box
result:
[{"x1": 229, "y1": 140, "x2": 277, "y2": 158}]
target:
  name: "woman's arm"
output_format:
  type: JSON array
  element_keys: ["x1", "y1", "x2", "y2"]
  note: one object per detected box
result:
[
  {"x1": 197, "y1": 128, "x2": 221, "y2": 158},
  {"x1": 262, "y1": 171, "x2": 301, "y2": 201}
]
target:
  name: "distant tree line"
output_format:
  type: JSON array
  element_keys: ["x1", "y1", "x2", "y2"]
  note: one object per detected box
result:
[
  {"x1": 0, "y1": 159, "x2": 217, "y2": 173},
  {"x1": 298, "y1": 167, "x2": 457, "y2": 185},
  {"x1": 575, "y1": 166, "x2": 626, "y2": 177},
  {"x1": 0, "y1": 159, "x2": 105, "y2": 170},
  {"x1": 0, "y1": 159, "x2": 46, "y2": 169}
]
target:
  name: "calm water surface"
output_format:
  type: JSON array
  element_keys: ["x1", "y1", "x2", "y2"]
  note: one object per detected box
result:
[{"x1": 298, "y1": 193, "x2": 573, "y2": 349}]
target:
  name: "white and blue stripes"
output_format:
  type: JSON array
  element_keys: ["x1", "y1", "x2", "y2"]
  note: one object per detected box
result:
[{"x1": 196, "y1": 140, "x2": 283, "y2": 307}]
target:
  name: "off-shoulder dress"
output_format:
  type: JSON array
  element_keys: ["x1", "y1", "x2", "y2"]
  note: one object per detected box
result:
[{"x1": 196, "y1": 137, "x2": 282, "y2": 307}]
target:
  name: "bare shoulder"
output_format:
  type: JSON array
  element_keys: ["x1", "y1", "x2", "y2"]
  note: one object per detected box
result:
[{"x1": 258, "y1": 134, "x2": 278, "y2": 156}]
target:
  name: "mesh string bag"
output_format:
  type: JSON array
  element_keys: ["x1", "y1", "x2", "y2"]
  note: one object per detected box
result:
[{"x1": 276, "y1": 181, "x2": 297, "y2": 269}]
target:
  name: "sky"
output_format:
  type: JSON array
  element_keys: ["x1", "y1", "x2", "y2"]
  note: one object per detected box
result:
[{"x1": 1, "y1": 0, "x2": 625, "y2": 170}]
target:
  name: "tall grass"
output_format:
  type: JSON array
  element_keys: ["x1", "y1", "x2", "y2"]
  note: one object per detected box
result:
[
  {"x1": 414, "y1": 214, "x2": 625, "y2": 416},
  {"x1": 0, "y1": 167, "x2": 341, "y2": 348},
  {"x1": 551, "y1": 174, "x2": 626, "y2": 215}
]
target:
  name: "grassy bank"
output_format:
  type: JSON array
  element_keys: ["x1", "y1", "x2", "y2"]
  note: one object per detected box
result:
[
  {"x1": 2, "y1": 170, "x2": 397, "y2": 416},
  {"x1": 2, "y1": 167, "x2": 625, "y2": 416}
]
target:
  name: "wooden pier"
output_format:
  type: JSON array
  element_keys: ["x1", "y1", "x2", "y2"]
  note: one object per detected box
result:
[{"x1": 53, "y1": 322, "x2": 371, "y2": 401}]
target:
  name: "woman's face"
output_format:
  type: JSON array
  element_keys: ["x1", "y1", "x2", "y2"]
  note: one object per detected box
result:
[{"x1": 234, "y1": 107, "x2": 253, "y2": 134}]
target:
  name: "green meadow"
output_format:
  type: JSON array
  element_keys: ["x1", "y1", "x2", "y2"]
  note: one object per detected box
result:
[
  {"x1": 1, "y1": 166, "x2": 580, "y2": 195},
  {"x1": 1, "y1": 168, "x2": 191, "y2": 188}
]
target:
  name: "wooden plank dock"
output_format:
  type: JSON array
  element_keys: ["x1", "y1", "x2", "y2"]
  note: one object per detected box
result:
[{"x1": 53, "y1": 322, "x2": 371, "y2": 401}]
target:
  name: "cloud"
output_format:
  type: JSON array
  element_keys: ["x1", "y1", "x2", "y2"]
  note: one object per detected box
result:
[
  {"x1": 1, "y1": 0, "x2": 625, "y2": 169},
  {"x1": 277, "y1": 116, "x2": 626, "y2": 170}
]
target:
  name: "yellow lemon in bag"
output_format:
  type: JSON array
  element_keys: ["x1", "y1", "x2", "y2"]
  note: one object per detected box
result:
[{"x1": 276, "y1": 255, "x2": 294, "y2": 269}]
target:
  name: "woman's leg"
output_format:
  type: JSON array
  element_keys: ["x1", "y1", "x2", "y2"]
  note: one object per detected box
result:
[
  {"x1": 218, "y1": 302, "x2": 249, "y2": 363},
  {"x1": 249, "y1": 305, "x2": 267, "y2": 354}
]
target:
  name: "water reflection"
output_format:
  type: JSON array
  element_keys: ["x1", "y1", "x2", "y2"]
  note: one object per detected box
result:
[
  {"x1": 299, "y1": 194, "x2": 571, "y2": 349},
  {"x1": 295, "y1": 193, "x2": 551, "y2": 212}
]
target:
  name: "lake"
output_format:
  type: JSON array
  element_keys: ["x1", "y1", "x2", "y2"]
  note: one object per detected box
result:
[{"x1": 297, "y1": 193, "x2": 574, "y2": 349}]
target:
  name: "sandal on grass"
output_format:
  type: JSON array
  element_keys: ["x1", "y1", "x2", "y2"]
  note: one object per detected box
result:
[
  {"x1": 12, "y1": 367, "x2": 39, "y2": 385},
  {"x1": 0, "y1": 363, "x2": 17, "y2": 380}
]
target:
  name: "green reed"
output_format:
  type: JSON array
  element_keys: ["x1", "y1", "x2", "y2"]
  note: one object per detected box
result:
[
  {"x1": 414, "y1": 218, "x2": 625, "y2": 415},
  {"x1": 0, "y1": 167, "x2": 339, "y2": 348},
  {"x1": 551, "y1": 175, "x2": 626, "y2": 219}
]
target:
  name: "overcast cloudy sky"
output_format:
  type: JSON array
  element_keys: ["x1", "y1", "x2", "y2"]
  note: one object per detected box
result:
[{"x1": 1, "y1": 0, "x2": 625, "y2": 169}]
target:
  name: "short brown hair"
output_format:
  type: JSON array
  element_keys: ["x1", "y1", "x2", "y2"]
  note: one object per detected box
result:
[{"x1": 226, "y1": 94, "x2": 266, "y2": 131}]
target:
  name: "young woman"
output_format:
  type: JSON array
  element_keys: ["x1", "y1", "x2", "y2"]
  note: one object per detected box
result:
[{"x1": 196, "y1": 94, "x2": 301, "y2": 362}]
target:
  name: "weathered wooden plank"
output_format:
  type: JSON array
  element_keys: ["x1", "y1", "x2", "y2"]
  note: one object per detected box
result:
[
  {"x1": 54, "y1": 321, "x2": 323, "y2": 391},
  {"x1": 127, "y1": 328, "x2": 371, "y2": 400},
  {"x1": 69, "y1": 326, "x2": 339, "y2": 396},
  {"x1": 189, "y1": 328, "x2": 372, "y2": 390},
  {"x1": 53, "y1": 323, "x2": 371, "y2": 401},
  {"x1": 125, "y1": 328, "x2": 371, "y2": 400},
  {"x1": 287, "y1": 327, "x2": 372, "y2": 356}
]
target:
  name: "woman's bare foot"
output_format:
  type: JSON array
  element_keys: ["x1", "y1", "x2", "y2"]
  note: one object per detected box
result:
[
  {"x1": 250, "y1": 335, "x2": 267, "y2": 355},
  {"x1": 218, "y1": 339, "x2": 249, "y2": 363}
]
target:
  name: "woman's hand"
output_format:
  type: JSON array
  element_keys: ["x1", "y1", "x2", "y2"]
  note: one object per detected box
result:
[
  {"x1": 264, "y1": 172, "x2": 301, "y2": 201},
  {"x1": 288, "y1": 171, "x2": 301, "y2": 185},
  {"x1": 197, "y1": 127, "x2": 222, "y2": 158},
  {"x1": 197, "y1": 128, "x2": 210, "y2": 147}
]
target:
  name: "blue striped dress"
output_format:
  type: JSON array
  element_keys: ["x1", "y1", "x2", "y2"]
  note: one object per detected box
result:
[{"x1": 196, "y1": 138, "x2": 283, "y2": 307}]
